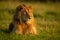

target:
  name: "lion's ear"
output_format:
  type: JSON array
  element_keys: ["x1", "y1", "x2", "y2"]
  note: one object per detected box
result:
[
  {"x1": 16, "y1": 4, "x2": 24, "y2": 11},
  {"x1": 28, "y1": 6, "x2": 33, "y2": 11}
]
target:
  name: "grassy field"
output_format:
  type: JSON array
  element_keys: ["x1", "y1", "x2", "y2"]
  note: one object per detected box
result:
[{"x1": 0, "y1": 1, "x2": 60, "y2": 40}]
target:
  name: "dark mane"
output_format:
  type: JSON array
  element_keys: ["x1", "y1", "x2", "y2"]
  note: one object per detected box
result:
[{"x1": 13, "y1": 4, "x2": 30, "y2": 24}]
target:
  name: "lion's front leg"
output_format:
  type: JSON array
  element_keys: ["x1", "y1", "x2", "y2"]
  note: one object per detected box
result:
[
  {"x1": 15, "y1": 24, "x2": 23, "y2": 35},
  {"x1": 31, "y1": 26, "x2": 37, "y2": 35}
]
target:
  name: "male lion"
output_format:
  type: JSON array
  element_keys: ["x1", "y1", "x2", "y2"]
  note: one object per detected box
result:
[{"x1": 9, "y1": 4, "x2": 37, "y2": 35}]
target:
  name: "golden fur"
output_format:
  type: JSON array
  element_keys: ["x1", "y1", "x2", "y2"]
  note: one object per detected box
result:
[{"x1": 9, "y1": 4, "x2": 37, "y2": 35}]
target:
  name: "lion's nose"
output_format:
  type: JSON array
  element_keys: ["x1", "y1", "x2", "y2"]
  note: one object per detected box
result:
[{"x1": 29, "y1": 17, "x2": 31, "y2": 19}]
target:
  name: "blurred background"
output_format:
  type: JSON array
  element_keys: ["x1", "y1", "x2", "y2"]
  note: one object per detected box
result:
[{"x1": 0, "y1": 0, "x2": 60, "y2": 40}]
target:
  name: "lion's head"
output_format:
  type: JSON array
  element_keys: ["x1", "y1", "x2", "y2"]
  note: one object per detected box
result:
[{"x1": 13, "y1": 4, "x2": 33, "y2": 24}]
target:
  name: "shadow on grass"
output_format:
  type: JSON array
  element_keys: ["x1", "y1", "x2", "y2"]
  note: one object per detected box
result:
[
  {"x1": 0, "y1": 8, "x2": 15, "y2": 14},
  {"x1": 45, "y1": 11, "x2": 60, "y2": 21},
  {"x1": 0, "y1": 28, "x2": 9, "y2": 34},
  {"x1": 7, "y1": 9, "x2": 15, "y2": 14},
  {"x1": 46, "y1": 11, "x2": 56, "y2": 16}
]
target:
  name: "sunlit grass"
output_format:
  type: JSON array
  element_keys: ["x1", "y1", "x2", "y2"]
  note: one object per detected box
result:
[{"x1": 0, "y1": 1, "x2": 60, "y2": 40}]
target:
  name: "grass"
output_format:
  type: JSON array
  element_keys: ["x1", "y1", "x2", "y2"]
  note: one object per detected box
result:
[{"x1": 0, "y1": 1, "x2": 60, "y2": 40}]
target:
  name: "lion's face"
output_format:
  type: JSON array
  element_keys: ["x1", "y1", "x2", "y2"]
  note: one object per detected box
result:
[{"x1": 14, "y1": 4, "x2": 32, "y2": 23}]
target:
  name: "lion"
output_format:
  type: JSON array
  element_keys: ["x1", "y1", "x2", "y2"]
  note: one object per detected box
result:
[{"x1": 9, "y1": 4, "x2": 37, "y2": 35}]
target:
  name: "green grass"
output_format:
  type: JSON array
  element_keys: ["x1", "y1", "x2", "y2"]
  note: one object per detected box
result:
[{"x1": 0, "y1": 1, "x2": 60, "y2": 40}]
